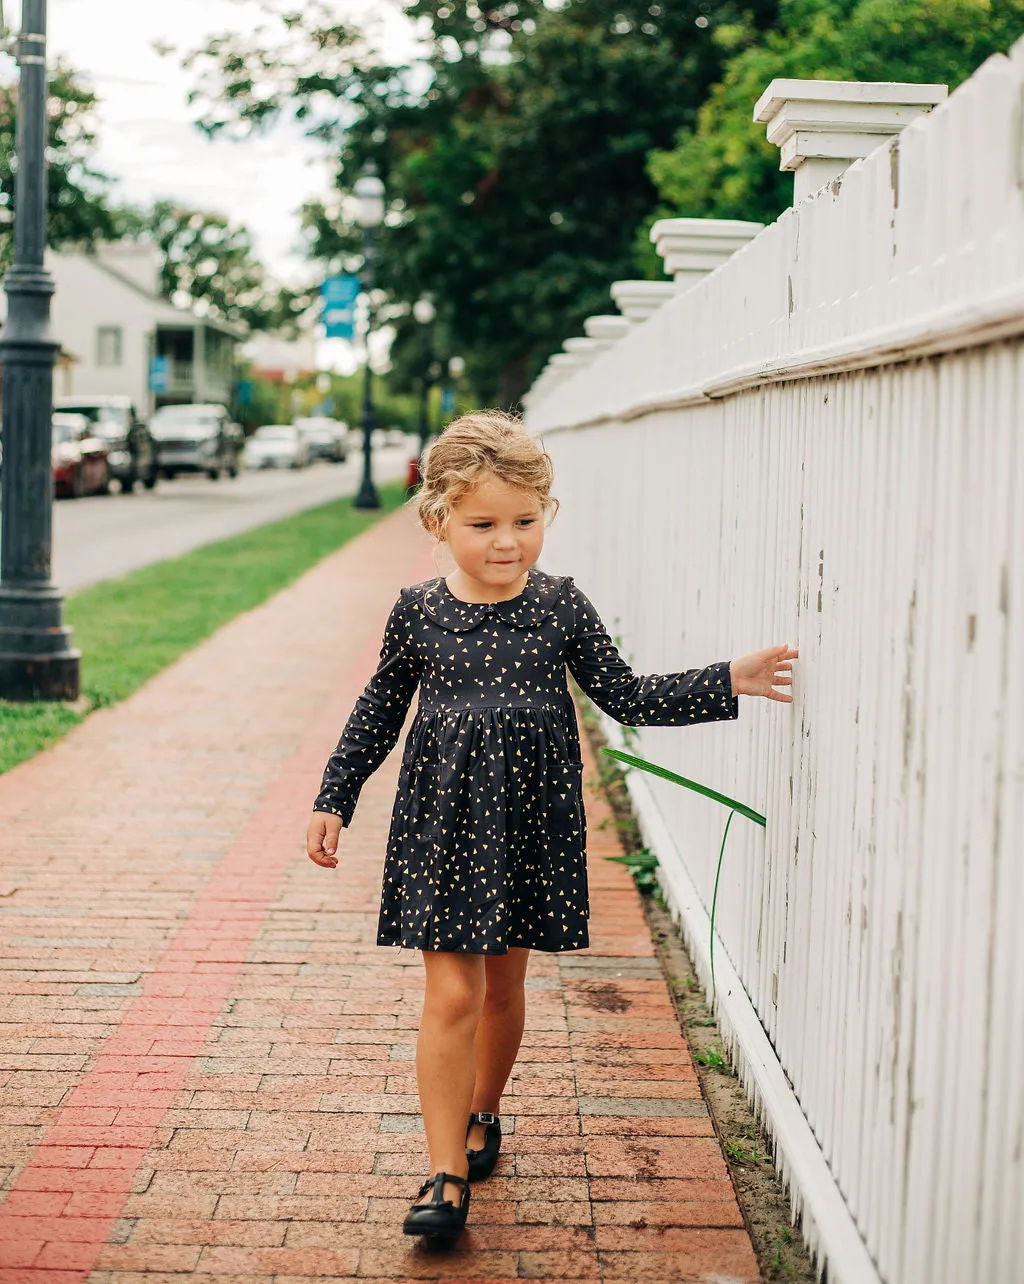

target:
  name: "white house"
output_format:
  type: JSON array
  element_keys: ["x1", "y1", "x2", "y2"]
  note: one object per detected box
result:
[{"x1": 39, "y1": 242, "x2": 244, "y2": 414}]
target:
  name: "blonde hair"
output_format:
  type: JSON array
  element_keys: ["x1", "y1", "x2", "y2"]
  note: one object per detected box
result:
[{"x1": 414, "y1": 409, "x2": 559, "y2": 539}]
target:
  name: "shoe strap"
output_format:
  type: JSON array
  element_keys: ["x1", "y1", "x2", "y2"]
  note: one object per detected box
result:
[
  {"x1": 416, "y1": 1171, "x2": 467, "y2": 1203},
  {"x1": 470, "y1": 1110, "x2": 499, "y2": 1126}
]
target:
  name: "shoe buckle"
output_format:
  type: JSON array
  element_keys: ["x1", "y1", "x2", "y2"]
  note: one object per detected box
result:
[{"x1": 476, "y1": 1111, "x2": 498, "y2": 1125}]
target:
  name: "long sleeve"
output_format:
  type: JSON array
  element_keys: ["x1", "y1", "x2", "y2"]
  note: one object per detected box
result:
[
  {"x1": 565, "y1": 582, "x2": 738, "y2": 728},
  {"x1": 313, "y1": 590, "x2": 421, "y2": 825}
]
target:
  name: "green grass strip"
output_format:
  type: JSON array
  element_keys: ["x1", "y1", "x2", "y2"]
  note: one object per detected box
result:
[{"x1": 0, "y1": 480, "x2": 408, "y2": 775}]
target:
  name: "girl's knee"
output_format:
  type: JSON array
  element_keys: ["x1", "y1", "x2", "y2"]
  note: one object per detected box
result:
[
  {"x1": 422, "y1": 953, "x2": 486, "y2": 1024},
  {"x1": 483, "y1": 947, "x2": 529, "y2": 1008},
  {"x1": 483, "y1": 987, "x2": 523, "y2": 1017}
]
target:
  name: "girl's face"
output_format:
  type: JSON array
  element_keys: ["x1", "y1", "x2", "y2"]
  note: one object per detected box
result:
[{"x1": 444, "y1": 472, "x2": 545, "y2": 595}]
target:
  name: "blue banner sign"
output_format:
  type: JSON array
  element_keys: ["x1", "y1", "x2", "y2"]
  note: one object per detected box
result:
[
  {"x1": 321, "y1": 274, "x2": 361, "y2": 340},
  {"x1": 149, "y1": 355, "x2": 170, "y2": 393}
]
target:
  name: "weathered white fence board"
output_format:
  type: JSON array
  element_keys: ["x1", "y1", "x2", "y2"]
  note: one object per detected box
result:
[{"x1": 526, "y1": 41, "x2": 1024, "y2": 1284}]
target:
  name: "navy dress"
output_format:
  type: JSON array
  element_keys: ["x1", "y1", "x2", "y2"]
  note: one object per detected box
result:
[{"x1": 313, "y1": 568, "x2": 738, "y2": 954}]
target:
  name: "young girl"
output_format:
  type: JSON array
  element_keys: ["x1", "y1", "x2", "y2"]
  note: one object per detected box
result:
[{"x1": 306, "y1": 410, "x2": 796, "y2": 1242}]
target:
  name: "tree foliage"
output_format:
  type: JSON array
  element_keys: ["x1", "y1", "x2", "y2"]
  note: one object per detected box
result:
[
  {"x1": 0, "y1": 61, "x2": 304, "y2": 333},
  {"x1": 181, "y1": 0, "x2": 775, "y2": 405},
  {"x1": 147, "y1": 200, "x2": 316, "y2": 333},
  {"x1": 647, "y1": 0, "x2": 1024, "y2": 229},
  {"x1": 0, "y1": 62, "x2": 134, "y2": 272}
]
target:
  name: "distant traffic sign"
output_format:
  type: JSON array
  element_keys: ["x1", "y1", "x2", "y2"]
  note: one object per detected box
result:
[{"x1": 321, "y1": 275, "x2": 361, "y2": 340}]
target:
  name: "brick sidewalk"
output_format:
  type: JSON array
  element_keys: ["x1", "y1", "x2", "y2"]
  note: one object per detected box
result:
[{"x1": 0, "y1": 507, "x2": 759, "y2": 1283}]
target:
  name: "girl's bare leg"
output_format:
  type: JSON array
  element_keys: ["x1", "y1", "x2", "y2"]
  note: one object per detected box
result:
[
  {"x1": 414, "y1": 950, "x2": 486, "y2": 1205},
  {"x1": 467, "y1": 946, "x2": 531, "y2": 1151}
]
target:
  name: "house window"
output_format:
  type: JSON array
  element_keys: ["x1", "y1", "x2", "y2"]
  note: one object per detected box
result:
[{"x1": 96, "y1": 326, "x2": 123, "y2": 367}]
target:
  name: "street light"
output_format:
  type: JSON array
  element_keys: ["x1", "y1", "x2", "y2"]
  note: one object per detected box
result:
[
  {"x1": 352, "y1": 162, "x2": 385, "y2": 510},
  {"x1": 443, "y1": 355, "x2": 466, "y2": 426},
  {"x1": 412, "y1": 295, "x2": 436, "y2": 457},
  {"x1": 0, "y1": 0, "x2": 80, "y2": 700}
]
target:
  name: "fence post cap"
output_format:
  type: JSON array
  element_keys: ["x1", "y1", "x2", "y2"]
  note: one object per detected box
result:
[
  {"x1": 755, "y1": 78, "x2": 947, "y2": 201},
  {"x1": 562, "y1": 336, "x2": 601, "y2": 355},
  {"x1": 609, "y1": 278, "x2": 676, "y2": 321},
  {"x1": 753, "y1": 78, "x2": 948, "y2": 125},
  {"x1": 650, "y1": 217, "x2": 765, "y2": 284},
  {"x1": 650, "y1": 216, "x2": 766, "y2": 242},
  {"x1": 544, "y1": 348, "x2": 592, "y2": 379},
  {"x1": 583, "y1": 314, "x2": 632, "y2": 343}
]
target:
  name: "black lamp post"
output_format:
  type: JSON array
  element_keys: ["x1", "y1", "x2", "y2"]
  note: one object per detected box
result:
[
  {"x1": 447, "y1": 355, "x2": 465, "y2": 425},
  {"x1": 412, "y1": 295, "x2": 435, "y2": 458},
  {"x1": 352, "y1": 162, "x2": 385, "y2": 511},
  {"x1": 0, "y1": 0, "x2": 80, "y2": 700}
]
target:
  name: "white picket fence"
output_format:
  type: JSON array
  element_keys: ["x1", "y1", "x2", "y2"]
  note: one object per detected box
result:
[{"x1": 525, "y1": 42, "x2": 1024, "y2": 1284}]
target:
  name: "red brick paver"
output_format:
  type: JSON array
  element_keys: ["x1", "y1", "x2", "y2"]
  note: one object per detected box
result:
[{"x1": 0, "y1": 508, "x2": 758, "y2": 1282}]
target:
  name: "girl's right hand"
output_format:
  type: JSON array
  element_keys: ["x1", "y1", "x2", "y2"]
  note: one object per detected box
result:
[{"x1": 307, "y1": 812, "x2": 343, "y2": 868}]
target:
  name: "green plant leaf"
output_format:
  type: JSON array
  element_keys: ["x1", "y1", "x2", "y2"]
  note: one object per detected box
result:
[
  {"x1": 709, "y1": 808, "x2": 736, "y2": 1009},
  {"x1": 605, "y1": 847, "x2": 657, "y2": 870},
  {"x1": 601, "y1": 745, "x2": 767, "y2": 1007},
  {"x1": 602, "y1": 748, "x2": 766, "y2": 826}
]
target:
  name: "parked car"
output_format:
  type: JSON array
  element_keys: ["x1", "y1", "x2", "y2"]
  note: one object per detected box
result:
[
  {"x1": 51, "y1": 412, "x2": 110, "y2": 499},
  {"x1": 293, "y1": 416, "x2": 349, "y2": 463},
  {"x1": 54, "y1": 394, "x2": 158, "y2": 493},
  {"x1": 242, "y1": 424, "x2": 310, "y2": 470},
  {"x1": 149, "y1": 403, "x2": 242, "y2": 480}
]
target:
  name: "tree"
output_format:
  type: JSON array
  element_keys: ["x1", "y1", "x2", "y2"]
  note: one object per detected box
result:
[
  {"x1": 147, "y1": 200, "x2": 316, "y2": 333},
  {"x1": 181, "y1": 0, "x2": 777, "y2": 406},
  {"x1": 0, "y1": 62, "x2": 134, "y2": 272},
  {"x1": 0, "y1": 62, "x2": 303, "y2": 334},
  {"x1": 647, "y1": 0, "x2": 1024, "y2": 229}
]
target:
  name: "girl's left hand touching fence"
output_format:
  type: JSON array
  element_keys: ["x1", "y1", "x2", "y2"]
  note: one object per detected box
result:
[{"x1": 730, "y1": 645, "x2": 798, "y2": 702}]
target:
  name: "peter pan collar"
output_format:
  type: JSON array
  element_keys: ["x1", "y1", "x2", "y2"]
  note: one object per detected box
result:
[{"x1": 417, "y1": 568, "x2": 569, "y2": 633}]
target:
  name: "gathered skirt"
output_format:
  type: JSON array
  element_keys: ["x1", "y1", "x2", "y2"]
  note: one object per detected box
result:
[{"x1": 376, "y1": 701, "x2": 591, "y2": 954}]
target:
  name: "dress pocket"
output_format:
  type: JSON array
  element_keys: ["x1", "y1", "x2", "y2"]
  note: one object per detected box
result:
[
  {"x1": 544, "y1": 760, "x2": 589, "y2": 917},
  {"x1": 544, "y1": 761, "x2": 585, "y2": 841},
  {"x1": 405, "y1": 761, "x2": 443, "y2": 838}
]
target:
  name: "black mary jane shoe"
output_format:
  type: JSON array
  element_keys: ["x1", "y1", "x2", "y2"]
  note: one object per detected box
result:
[
  {"x1": 465, "y1": 1110, "x2": 502, "y2": 1181},
  {"x1": 402, "y1": 1171, "x2": 470, "y2": 1240}
]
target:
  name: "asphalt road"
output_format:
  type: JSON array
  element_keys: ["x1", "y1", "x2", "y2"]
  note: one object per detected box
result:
[{"x1": 52, "y1": 445, "x2": 412, "y2": 593}]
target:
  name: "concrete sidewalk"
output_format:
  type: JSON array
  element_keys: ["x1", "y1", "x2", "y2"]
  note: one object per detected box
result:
[{"x1": 0, "y1": 507, "x2": 759, "y2": 1282}]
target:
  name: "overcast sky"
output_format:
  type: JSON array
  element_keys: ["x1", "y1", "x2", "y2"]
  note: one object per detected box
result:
[{"x1": 45, "y1": 0, "x2": 417, "y2": 284}]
